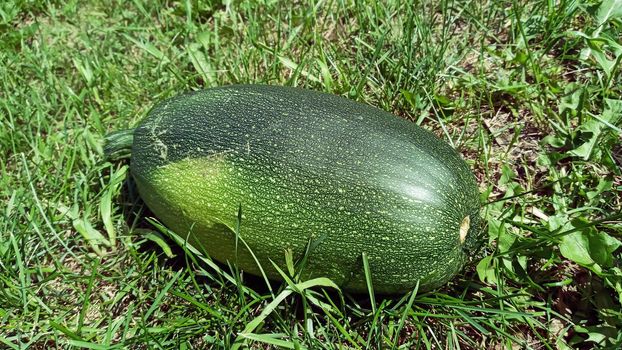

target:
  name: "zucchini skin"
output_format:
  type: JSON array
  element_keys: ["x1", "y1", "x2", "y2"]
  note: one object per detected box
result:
[{"x1": 131, "y1": 85, "x2": 482, "y2": 294}]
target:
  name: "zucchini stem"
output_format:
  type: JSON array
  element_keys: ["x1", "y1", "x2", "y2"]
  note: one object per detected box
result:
[{"x1": 104, "y1": 128, "x2": 135, "y2": 161}]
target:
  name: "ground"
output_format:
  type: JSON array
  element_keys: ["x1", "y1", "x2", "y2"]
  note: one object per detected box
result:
[{"x1": 1, "y1": 0, "x2": 621, "y2": 349}]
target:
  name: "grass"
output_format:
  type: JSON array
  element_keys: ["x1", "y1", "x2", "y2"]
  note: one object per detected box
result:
[{"x1": 1, "y1": 0, "x2": 621, "y2": 348}]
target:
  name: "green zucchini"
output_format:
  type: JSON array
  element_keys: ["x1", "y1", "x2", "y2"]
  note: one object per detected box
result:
[{"x1": 108, "y1": 85, "x2": 483, "y2": 294}]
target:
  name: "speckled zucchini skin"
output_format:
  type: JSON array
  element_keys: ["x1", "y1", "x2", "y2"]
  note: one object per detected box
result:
[{"x1": 131, "y1": 85, "x2": 482, "y2": 294}]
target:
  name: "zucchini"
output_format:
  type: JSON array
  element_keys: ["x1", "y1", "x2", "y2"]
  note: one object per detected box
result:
[{"x1": 108, "y1": 85, "x2": 483, "y2": 294}]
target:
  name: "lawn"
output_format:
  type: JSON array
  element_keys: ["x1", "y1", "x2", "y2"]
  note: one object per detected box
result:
[{"x1": 1, "y1": 0, "x2": 621, "y2": 349}]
